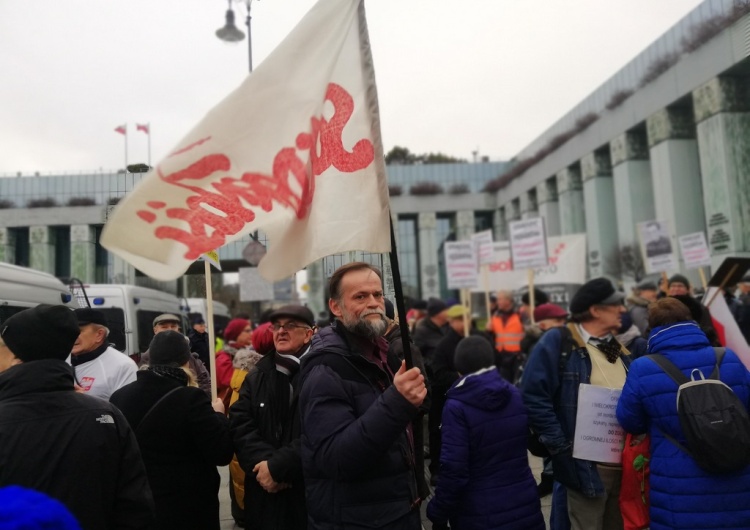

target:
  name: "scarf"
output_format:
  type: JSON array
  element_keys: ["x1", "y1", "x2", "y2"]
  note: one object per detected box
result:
[
  {"x1": 594, "y1": 337, "x2": 623, "y2": 364},
  {"x1": 70, "y1": 342, "x2": 108, "y2": 366}
]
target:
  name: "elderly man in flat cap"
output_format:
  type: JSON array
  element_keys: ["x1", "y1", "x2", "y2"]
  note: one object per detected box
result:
[
  {"x1": 0, "y1": 304, "x2": 154, "y2": 529},
  {"x1": 521, "y1": 278, "x2": 634, "y2": 530},
  {"x1": 67, "y1": 307, "x2": 137, "y2": 400},
  {"x1": 230, "y1": 304, "x2": 315, "y2": 530}
]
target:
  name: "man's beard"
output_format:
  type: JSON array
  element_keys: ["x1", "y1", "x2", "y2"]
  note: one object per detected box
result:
[{"x1": 340, "y1": 306, "x2": 387, "y2": 340}]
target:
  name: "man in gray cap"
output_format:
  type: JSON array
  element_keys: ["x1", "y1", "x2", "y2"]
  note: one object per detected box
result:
[
  {"x1": 230, "y1": 304, "x2": 315, "y2": 529},
  {"x1": 521, "y1": 278, "x2": 634, "y2": 530},
  {"x1": 0, "y1": 304, "x2": 154, "y2": 529},
  {"x1": 67, "y1": 307, "x2": 137, "y2": 400},
  {"x1": 626, "y1": 279, "x2": 658, "y2": 337}
]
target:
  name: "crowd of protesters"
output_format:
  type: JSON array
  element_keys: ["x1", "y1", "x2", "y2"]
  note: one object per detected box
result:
[{"x1": 1, "y1": 266, "x2": 750, "y2": 529}]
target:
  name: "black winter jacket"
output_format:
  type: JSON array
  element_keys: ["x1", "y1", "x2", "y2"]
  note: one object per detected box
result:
[
  {"x1": 229, "y1": 352, "x2": 307, "y2": 530},
  {"x1": 299, "y1": 322, "x2": 422, "y2": 530},
  {"x1": 110, "y1": 370, "x2": 233, "y2": 530},
  {"x1": 0, "y1": 360, "x2": 154, "y2": 530}
]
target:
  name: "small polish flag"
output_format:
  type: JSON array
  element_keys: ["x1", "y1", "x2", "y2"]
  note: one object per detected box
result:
[
  {"x1": 114, "y1": 124, "x2": 127, "y2": 135},
  {"x1": 136, "y1": 123, "x2": 150, "y2": 134}
]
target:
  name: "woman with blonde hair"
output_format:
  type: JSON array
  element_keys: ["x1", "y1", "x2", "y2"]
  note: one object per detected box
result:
[{"x1": 110, "y1": 330, "x2": 234, "y2": 530}]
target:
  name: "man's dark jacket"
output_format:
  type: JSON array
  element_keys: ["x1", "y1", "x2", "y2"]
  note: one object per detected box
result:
[
  {"x1": 229, "y1": 352, "x2": 307, "y2": 530},
  {"x1": 299, "y1": 322, "x2": 422, "y2": 530},
  {"x1": 110, "y1": 369, "x2": 234, "y2": 530},
  {"x1": 412, "y1": 317, "x2": 445, "y2": 366},
  {"x1": 0, "y1": 360, "x2": 155, "y2": 530},
  {"x1": 188, "y1": 329, "x2": 211, "y2": 372}
]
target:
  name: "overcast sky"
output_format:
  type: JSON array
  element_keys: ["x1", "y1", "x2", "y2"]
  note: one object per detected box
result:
[{"x1": 0, "y1": 0, "x2": 704, "y2": 175}]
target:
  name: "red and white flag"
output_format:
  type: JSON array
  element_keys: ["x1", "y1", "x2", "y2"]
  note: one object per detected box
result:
[
  {"x1": 114, "y1": 124, "x2": 127, "y2": 135},
  {"x1": 704, "y1": 286, "x2": 750, "y2": 370},
  {"x1": 136, "y1": 123, "x2": 150, "y2": 134},
  {"x1": 101, "y1": 0, "x2": 390, "y2": 282}
]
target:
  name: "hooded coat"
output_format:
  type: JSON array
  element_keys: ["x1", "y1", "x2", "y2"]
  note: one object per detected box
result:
[
  {"x1": 427, "y1": 368, "x2": 544, "y2": 530},
  {"x1": 616, "y1": 322, "x2": 750, "y2": 530}
]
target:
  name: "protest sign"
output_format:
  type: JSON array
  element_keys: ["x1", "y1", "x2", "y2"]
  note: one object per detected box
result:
[
  {"x1": 678, "y1": 232, "x2": 712, "y2": 270},
  {"x1": 509, "y1": 218, "x2": 548, "y2": 270},
  {"x1": 444, "y1": 241, "x2": 478, "y2": 289},
  {"x1": 573, "y1": 384, "x2": 624, "y2": 464},
  {"x1": 471, "y1": 230, "x2": 494, "y2": 266},
  {"x1": 638, "y1": 220, "x2": 677, "y2": 274}
]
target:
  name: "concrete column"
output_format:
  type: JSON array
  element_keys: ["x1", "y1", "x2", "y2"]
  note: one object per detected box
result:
[
  {"x1": 537, "y1": 177, "x2": 561, "y2": 237},
  {"x1": 505, "y1": 200, "x2": 521, "y2": 225},
  {"x1": 70, "y1": 225, "x2": 96, "y2": 283},
  {"x1": 557, "y1": 167, "x2": 585, "y2": 235},
  {"x1": 455, "y1": 210, "x2": 475, "y2": 241},
  {"x1": 29, "y1": 226, "x2": 55, "y2": 274},
  {"x1": 582, "y1": 151, "x2": 619, "y2": 278},
  {"x1": 693, "y1": 77, "x2": 750, "y2": 265},
  {"x1": 647, "y1": 107, "x2": 706, "y2": 280},
  {"x1": 610, "y1": 132, "x2": 656, "y2": 248},
  {"x1": 418, "y1": 212, "x2": 440, "y2": 300},
  {"x1": 520, "y1": 190, "x2": 538, "y2": 220},
  {"x1": 493, "y1": 208, "x2": 508, "y2": 241},
  {"x1": 0, "y1": 228, "x2": 16, "y2": 264}
]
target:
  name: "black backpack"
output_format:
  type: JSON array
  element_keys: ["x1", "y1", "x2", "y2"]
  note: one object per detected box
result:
[{"x1": 648, "y1": 348, "x2": 750, "y2": 474}]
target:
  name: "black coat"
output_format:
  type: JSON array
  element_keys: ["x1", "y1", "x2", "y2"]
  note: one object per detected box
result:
[
  {"x1": 110, "y1": 370, "x2": 233, "y2": 530},
  {"x1": 299, "y1": 322, "x2": 422, "y2": 530},
  {"x1": 189, "y1": 329, "x2": 211, "y2": 372},
  {"x1": 412, "y1": 318, "x2": 445, "y2": 366},
  {"x1": 0, "y1": 360, "x2": 154, "y2": 530},
  {"x1": 229, "y1": 353, "x2": 307, "y2": 530}
]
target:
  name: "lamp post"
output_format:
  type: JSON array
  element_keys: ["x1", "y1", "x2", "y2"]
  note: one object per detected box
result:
[{"x1": 216, "y1": 0, "x2": 255, "y2": 72}]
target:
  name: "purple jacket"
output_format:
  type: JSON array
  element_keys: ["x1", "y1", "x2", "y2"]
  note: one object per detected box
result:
[{"x1": 427, "y1": 368, "x2": 544, "y2": 530}]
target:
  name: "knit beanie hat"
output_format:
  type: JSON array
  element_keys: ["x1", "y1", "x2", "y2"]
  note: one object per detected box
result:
[
  {"x1": 0, "y1": 305, "x2": 79, "y2": 363},
  {"x1": 454, "y1": 336, "x2": 495, "y2": 374},
  {"x1": 668, "y1": 274, "x2": 691, "y2": 289},
  {"x1": 224, "y1": 319, "x2": 250, "y2": 342},
  {"x1": 251, "y1": 322, "x2": 275, "y2": 355},
  {"x1": 0, "y1": 486, "x2": 81, "y2": 529},
  {"x1": 148, "y1": 330, "x2": 191, "y2": 367},
  {"x1": 426, "y1": 298, "x2": 448, "y2": 317}
]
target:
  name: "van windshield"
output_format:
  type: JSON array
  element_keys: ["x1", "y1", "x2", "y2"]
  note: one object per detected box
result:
[{"x1": 98, "y1": 308, "x2": 127, "y2": 353}]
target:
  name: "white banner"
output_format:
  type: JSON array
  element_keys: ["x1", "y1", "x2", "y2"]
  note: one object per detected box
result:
[
  {"x1": 678, "y1": 232, "x2": 712, "y2": 270},
  {"x1": 509, "y1": 218, "x2": 548, "y2": 270},
  {"x1": 572, "y1": 384, "x2": 624, "y2": 464},
  {"x1": 445, "y1": 241, "x2": 478, "y2": 289},
  {"x1": 475, "y1": 234, "x2": 587, "y2": 307},
  {"x1": 638, "y1": 220, "x2": 677, "y2": 274},
  {"x1": 471, "y1": 230, "x2": 494, "y2": 266},
  {"x1": 101, "y1": 0, "x2": 390, "y2": 282}
]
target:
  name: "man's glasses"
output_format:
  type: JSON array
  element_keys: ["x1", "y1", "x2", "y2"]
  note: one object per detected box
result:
[{"x1": 271, "y1": 322, "x2": 311, "y2": 332}]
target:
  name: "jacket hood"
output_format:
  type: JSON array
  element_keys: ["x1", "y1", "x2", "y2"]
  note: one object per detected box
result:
[
  {"x1": 647, "y1": 321, "x2": 710, "y2": 353},
  {"x1": 447, "y1": 368, "x2": 511, "y2": 411}
]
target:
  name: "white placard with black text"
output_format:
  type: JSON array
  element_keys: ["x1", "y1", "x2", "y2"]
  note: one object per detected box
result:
[
  {"x1": 509, "y1": 218, "x2": 548, "y2": 270},
  {"x1": 444, "y1": 241, "x2": 479, "y2": 289}
]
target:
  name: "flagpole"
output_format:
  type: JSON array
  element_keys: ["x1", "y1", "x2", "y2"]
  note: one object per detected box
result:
[
  {"x1": 205, "y1": 260, "x2": 218, "y2": 401},
  {"x1": 147, "y1": 123, "x2": 151, "y2": 166},
  {"x1": 388, "y1": 216, "x2": 414, "y2": 369}
]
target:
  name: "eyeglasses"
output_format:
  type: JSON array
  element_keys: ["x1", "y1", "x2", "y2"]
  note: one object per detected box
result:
[{"x1": 271, "y1": 322, "x2": 311, "y2": 332}]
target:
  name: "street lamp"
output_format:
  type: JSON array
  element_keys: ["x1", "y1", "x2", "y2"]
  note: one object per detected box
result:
[{"x1": 216, "y1": 0, "x2": 255, "y2": 73}]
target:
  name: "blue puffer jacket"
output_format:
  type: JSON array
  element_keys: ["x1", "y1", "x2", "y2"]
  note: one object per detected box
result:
[
  {"x1": 616, "y1": 322, "x2": 750, "y2": 530},
  {"x1": 299, "y1": 322, "x2": 421, "y2": 530},
  {"x1": 427, "y1": 368, "x2": 544, "y2": 530}
]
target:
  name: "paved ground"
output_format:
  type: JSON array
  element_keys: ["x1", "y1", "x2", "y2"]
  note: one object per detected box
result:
[{"x1": 219, "y1": 453, "x2": 552, "y2": 529}]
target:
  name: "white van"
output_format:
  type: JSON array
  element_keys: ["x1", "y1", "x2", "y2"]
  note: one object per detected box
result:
[
  {"x1": 185, "y1": 298, "x2": 232, "y2": 335},
  {"x1": 82, "y1": 284, "x2": 187, "y2": 362},
  {"x1": 0, "y1": 262, "x2": 77, "y2": 323}
]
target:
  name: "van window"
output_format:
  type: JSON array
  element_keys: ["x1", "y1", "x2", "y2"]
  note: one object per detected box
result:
[{"x1": 98, "y1": 308, "x2": 127, "y2": 353}]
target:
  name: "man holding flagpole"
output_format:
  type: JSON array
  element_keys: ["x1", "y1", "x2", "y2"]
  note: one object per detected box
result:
[{"x1": 299, "y1": 262, "x2": 426, "y2": 530}]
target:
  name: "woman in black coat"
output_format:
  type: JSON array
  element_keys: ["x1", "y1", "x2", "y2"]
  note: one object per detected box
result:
[{"x1": 110, "y1": 331, "x2": 234, "y2": 530}]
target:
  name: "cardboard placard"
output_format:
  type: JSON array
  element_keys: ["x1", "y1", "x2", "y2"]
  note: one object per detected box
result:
[
  {"x1": 509, "y1": 218, "x2": 548, "y2": 270},
  {"x1": 572, "y1": 384, "x2": 624, "y2": 464},
  {"x1": 444, "y1": 241, "x2": 478, "y2": 289}
]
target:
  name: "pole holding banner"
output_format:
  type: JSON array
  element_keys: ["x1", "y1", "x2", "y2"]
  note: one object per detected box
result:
[
  {"x1": 204, "y1": 260, "x2": 218, "y2": 401},
  {"x1": 698, "y1": 267, "x2": 708, "y2": 290},
  {"x1": 460, "y1": 289, "x2": 470, "y2": 338}
]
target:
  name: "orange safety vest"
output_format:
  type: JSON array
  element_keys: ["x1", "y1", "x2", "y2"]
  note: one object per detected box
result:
[{"x1": 489, "y1": 312, "x2": 524, "y2": 353}]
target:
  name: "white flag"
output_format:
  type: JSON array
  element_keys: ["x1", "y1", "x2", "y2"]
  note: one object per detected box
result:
[{"x1": 101, "y1": 0, "x2": 390, "y2": 281}]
